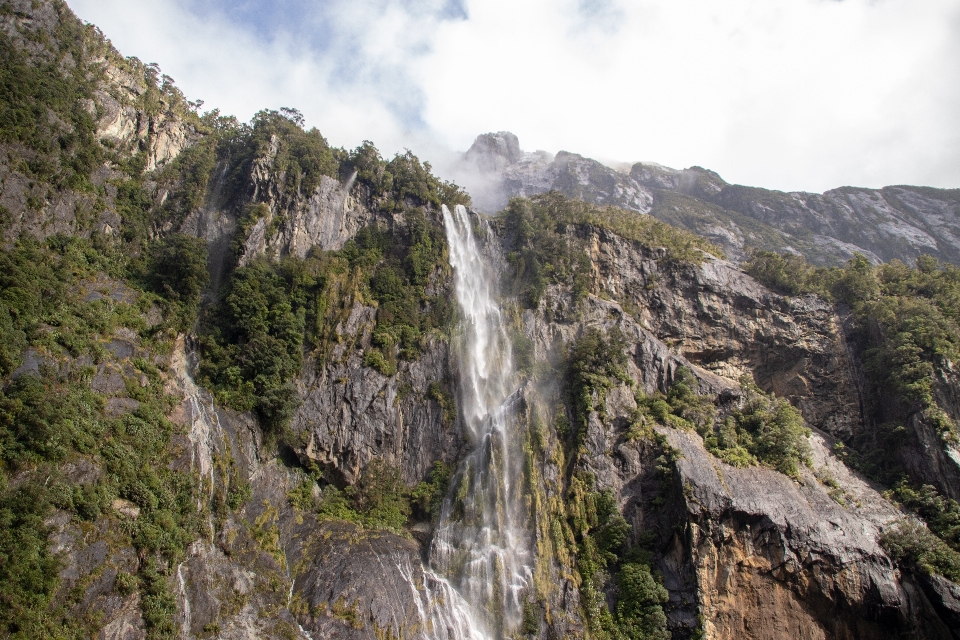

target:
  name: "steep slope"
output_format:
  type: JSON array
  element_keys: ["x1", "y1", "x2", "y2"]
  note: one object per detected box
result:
[
  {"x1": 3, "y1": 2, "x2": 960, "y2": 639},
  {"x1": 454, "y1": 132, "x2": 960, "y2": 267}
]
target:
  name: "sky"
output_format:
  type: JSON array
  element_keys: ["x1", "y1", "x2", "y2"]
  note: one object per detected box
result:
[{"x1": 69, "y1": 0, "x2": 960, "y2": 193}]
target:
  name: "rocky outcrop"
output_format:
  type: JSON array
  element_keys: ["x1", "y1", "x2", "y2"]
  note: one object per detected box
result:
[
  {"x1": 454, "y1": 132, "x2": 960, "y2": 267},
  {"x1": 94, "y1": 65, "x2": 195, "y2": 173},
  {"x1": 510, "y1": 221, "x2": 960, "y2": 638},
  {"x1": 237, "y1": 168, "x2": 378, "y2": 266},
  {"x1": 293, "y1": 327, "x2": 464, "y2": 486},
  {"x1": 0, "y1": 0, "x2": 199, "y2": 244},
  {"x1": 660, "y1": 427, "x2": 945, "y2": 640},
  {"x1": 456, "y1": 134, "x2": 653, "y2": 215},
  {"x1": 578, "y1": 225, "x2": 862, "y2": 439}
]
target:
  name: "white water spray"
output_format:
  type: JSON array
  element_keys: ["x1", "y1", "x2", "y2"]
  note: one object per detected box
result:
[{"x1": 430, "y1": 204, "x2": 532, "y2": 638}]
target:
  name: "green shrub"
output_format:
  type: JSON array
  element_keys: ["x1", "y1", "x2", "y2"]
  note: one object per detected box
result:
[
  {"x1": 0, "y1": 484, "x2": 60, "y2": 636},
  {"x1": 566, "y1": 328, "x2": 629, "y2": 444},
  {"x1": 146, "y1": 234, "x2": 209, "y2": 331},
  {"x1": 411, "y1": 461, "x2": 452, "y2": 520},
  {"x1": 0, "y1": 234, "x2": 200, "y2": 638},
  {"x1": 726, "y1": 379, "x2": 811, "y2": 478},
  {"x1": 0, "y1": 374, "x2": 104, "y2": 466},
  {"x1": 0, "y1": 27, "x2": 103, "y2": 190},
  {"x1": 198, "y1": 258, "x2": 305, "y2": 432},
  {"x1": 427, "y1": 382, "x2": 456, "y2": 426},
  {"x1": 636, "y1": 368, "x2": 810, "y2": 479},
  {"x1": 363, "y1": 349, "x2": 395, "y2": 376},
  {"x1": 891, "y1": 482, "x2": 960, "y2": 551},
  {"x1": 567, "y1": 475, "x2": 669, "y2": 640},
  {"x1": 312, "y1": 460, "x2": 412, "y2": 533},
  {"x1": 881, "y1": 520, "x2": 960, "y2": 583},
  {"x1": 616, "y1": 563, "x2": 670, "y2": 640}
]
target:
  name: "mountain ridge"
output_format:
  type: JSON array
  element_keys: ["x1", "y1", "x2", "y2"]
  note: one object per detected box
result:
[{"x1": 451, "y1": 130, "x2": 960, "y2": 267}]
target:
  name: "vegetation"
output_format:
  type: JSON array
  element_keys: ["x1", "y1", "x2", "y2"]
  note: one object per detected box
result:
[
  {"x1": 197, "y1": 258, "x2": 305, "y2": 432},
  {"x1": 499, "y1": 193, "x2": 722, "y2": 307},
  {"x1": 568, "y1": 476, "x2": 669, "y2": 640},
  {"x1": 880, "y1": 520, "x2": 960, "y2": 583},
  {"x1": 747, "y1": 250, "x2": 960, "y2": 480},
  {"x1": 288, "y1": 459, "x2": 424, "y2": 534},
  {"x1": 748, "y1": 249, "x2": 960, "y2": 579},
  {"x1": 0, "y1": 232, "x2": 202, "y2": 638},
  {"x1": 703, "y1": 377, "x2": 811, "y2": 478},
  {"x1": 199, "y1": 209, "x2": 453, "y2": 432},
  {"x1": 565, "y1": 328, "x2": 630, "y2": 446},
  {"x1": 411, "y1": 460, "x2": 452, "y2": 520},
  {"x1": 0, "y1": 18, "x2": 104, "y2": 190},
  {"x1": 145, "y1": 234, "x2": 210, "y2": 331},
  {"x1": 559, "y1": 331, "x2": 674, "y2": 638},
  {"x1": 215, "y1": 111, "x2": 468, "y2": 216},
  {"x1": 218, "y1": 108, "x2": 340, "y2": 205},
  {"x1": 626, "y1": 366, "x2": 811, "y2": 478},
  {"x1": 891, "y1": 482, "x2": 960, "y2": 551}
]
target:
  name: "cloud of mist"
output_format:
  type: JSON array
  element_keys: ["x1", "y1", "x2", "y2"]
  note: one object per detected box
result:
[{"x1": 69, "y1": 0, "x2": 960, "y2": 193}]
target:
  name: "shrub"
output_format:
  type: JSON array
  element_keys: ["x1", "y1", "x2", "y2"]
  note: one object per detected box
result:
[
  {"x1": 637, "y1": 369, "x2": 810, "y2": 479},
  {"x1": 881, "y1": 520, "x2": 960, "y2": 583},
  {"x1": 566, "y1": 328, "x2": 629, "y2": 444},
  {"x1": 567, "y1": 474, "x2": 669, "y2": 640},
  {"x1": 147, "y1": 234, "x2": 209, "y2": 331},
  {"x1": 729, "y1": 379, "x2": 811, "y2": 478},
  {"x1": 411, "y1": 461, "x2": 452, "y2": 520},
  {"x1": 616, "y1": 563, "x2": 670, "y2": 640},
  {"x1": 892, "y1": 482, "x2": 960, "y2": 550},
  {"x1": 363, "y1": 349, "x2": 395, "y2": 376},
  {"x1": 198, "y1": 259, "x2": 304, "y2": 432},
  {"x1": 312, "y1": 460, "x2": 412, "y2": 533}
]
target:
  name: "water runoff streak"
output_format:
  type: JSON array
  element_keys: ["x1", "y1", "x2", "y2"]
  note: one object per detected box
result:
[{"x1": 431, "y1": 204, "x2": 532, "y2": 638}]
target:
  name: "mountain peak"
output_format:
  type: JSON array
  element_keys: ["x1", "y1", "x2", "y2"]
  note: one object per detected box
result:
[{"x1": 465, "y1": 131, "x2": 522, "y2": 172}]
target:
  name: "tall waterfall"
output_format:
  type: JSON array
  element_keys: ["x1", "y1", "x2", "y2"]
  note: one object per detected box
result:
[{"x1": 431, "y1": 204, "x2": 532, "y2": 638}]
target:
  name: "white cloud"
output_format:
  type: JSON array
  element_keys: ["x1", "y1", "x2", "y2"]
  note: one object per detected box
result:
[{"x1": 68, "y1": 0, "x2": 960, "y2": 193}]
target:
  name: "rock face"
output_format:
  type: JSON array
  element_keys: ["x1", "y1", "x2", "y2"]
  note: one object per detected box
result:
[
  {"x1": 0, "y1": 0, "x2": 200, "y2": 244},
  {"x1": 8, "y1": 3, "x2": 960, "y2": 638},
  {"x1": 293, "y1": 329, "x2": 463, "y2": 486},
  {"x1": 456, "y1": 138, "x2": 654, "y2": 216},
  {"x1": 661, "y1": 427, "x2": 943, "y2": 640},
  {"x1": 500, "y1": 211, "x2": 960, "y2": 637},
  {"x1": 454, "y1": 133, "x2": 960, "y2": 267}
]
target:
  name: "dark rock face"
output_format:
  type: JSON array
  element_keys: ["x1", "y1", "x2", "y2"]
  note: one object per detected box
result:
[{"x1": 292, "y1": 333, "x2": 464, "y2": 486}]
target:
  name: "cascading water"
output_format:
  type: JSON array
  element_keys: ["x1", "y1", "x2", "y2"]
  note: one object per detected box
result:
[{"x1": 430, "y1": 204, "x2": 533, "y2": 638}]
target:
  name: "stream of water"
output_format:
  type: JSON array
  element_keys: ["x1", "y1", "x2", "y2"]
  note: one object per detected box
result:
[{"x1": 428, "y1": 204, "x2": 533, "y2": 638}]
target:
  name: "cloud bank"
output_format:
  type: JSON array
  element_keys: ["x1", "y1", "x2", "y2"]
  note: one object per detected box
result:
[{"x1": 69, "y1": 0, "x2": 960, "y2": 193}]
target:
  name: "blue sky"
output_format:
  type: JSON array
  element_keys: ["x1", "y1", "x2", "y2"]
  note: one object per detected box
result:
[{"x1": 70, "y1": 0, "x2": 960, "y2": 193}]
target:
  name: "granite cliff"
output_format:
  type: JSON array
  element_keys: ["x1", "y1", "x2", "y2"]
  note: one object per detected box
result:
[{"x1": 2, "y1": 2, "x2": 960, "y2": 639}]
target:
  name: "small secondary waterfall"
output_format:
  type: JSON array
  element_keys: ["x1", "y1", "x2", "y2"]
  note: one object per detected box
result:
[{"x1": 430, "y1": 204, "x2": 532, "y2": 638}]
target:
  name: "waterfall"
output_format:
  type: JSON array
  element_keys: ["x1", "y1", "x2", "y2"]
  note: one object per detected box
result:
[{"x1": 430, "y1": 204, "x2": 532, "y2": 638}]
